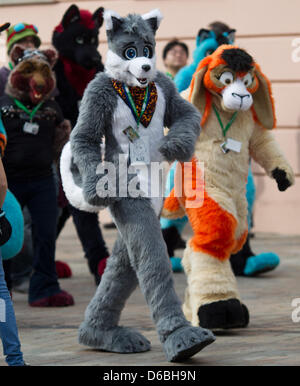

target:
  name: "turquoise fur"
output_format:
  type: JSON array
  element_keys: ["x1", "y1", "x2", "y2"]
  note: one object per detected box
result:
[
  {"x1": 170, "y1": 257, "x2": 183, "y2": 273},
  {"x1": 1, "y1": 190, "x2": 24, "y2": 260},
  {"x1": 0, "y1": 114, "x2": 24, "y2": 260},
  {"x1": 174, "y1": 31, "x2": 219, "y2": 92},
  {"x1": 244, "y1": 253, "x2": 280, "y2": 276}
]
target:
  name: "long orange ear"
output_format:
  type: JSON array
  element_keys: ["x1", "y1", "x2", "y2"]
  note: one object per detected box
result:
[
  {"x1": 189, "y1": 65, "x2": 212, "y2": 126},
  {"x1": 252, "y1": 63, "x2": 276, "y2": 130}
]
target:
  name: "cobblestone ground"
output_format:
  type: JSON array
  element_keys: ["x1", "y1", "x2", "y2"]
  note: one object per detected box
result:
[{"x1": 1, "y1": 214, "x2": 300, "y2": 366}]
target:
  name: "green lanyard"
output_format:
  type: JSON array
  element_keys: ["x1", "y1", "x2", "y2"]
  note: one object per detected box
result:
[
  {"x1": 166, "y1": 72, "x2": 174, "y2": 80},
  {"x1": 212, "y1": 103, "x2": 238, "y2": 138},
  {"x1": 13, "y1": 98, "x2": 43, "y2": 122},
  {"x1": 124, "y1": 85, "x2": 149, "y2": 129}
]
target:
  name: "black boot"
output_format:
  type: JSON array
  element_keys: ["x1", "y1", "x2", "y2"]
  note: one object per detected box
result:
[
  {"x1": 230, "y1": 235, "x2": 254, "y2": 276},
  {"x1": 162, "y1": 226, "x2": 184, "y2": 257}
]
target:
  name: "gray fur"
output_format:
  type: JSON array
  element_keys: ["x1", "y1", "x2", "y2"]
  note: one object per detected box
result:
[
  {"x1": 71, "y1": 70, "x2": 201, "y2": 208},
  {"x1": 156, "y1": 72, "x2": 201, "y2": 162},
  {"x1": 78, "y1": 235, "x2": 151, "y2": 353},
  {"x1": 107, "y1": 13, "x2": 156, "y2": 54},
  {"x1": 69, "y1": 11, "x2": 215, "y2": 362}
]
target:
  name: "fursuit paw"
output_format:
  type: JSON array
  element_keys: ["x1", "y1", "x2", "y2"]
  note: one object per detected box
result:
[
  {"x1": 243, "y1": 253, "x2": 280, "y2": 276},
  {"x1": 163, "y1": 326, "x2": 215, "y2": 362},
  {"x1": 198, "y1": 299, "x2": 249, "y2": 330},
  {"x1": 170, "y1": 257, "x2": 184, "y2": 273},
  {"x1": 78, "y1": 324, "x2": 151, "y2": 353},
  {"x1": 29, "y1": 290, "x2": 74, "y2": 307},
  {"x1": 159, "y1": 137, "x2": 193, "y2": 163},
  {"x1": 55, "y1": 260, "x2": 72, "y2": 278},
  {"x1": 272, "y1": 167, "x2": 293, "y2": 191}
]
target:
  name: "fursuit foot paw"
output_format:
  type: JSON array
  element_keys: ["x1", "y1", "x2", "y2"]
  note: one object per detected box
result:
[
  {"x1": 243, "y1": 253, "x2": 280, "y2": 276},
  {"x1": 29, "y1": 290, "x2": 74, "y2": 307},
  {"x1": 198, "y1": 298, "x2": 249, "y2": 330},
  {"x1": 163, "y1": 326, "x2": 215, "y2": 362},
  {"x1": 170, "y1": 257, "x2": 184, "y2": 273},
  {"x1": 78, "y1": 323, "x2": 151, "y2": 353}
]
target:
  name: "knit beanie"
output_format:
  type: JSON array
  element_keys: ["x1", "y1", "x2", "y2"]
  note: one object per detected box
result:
[{"x1": 6, "y1": 23, "x2": 41, "y2": 54}]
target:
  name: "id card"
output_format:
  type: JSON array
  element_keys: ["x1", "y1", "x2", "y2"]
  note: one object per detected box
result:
[
  {"x1": 23, "y1": 122, "x2": 39, "y2": 135},
  {"x1": 130, "y1": 136, "x2": 150, "y2": 165},
  {"x1": 220, "y1": 138, "x2": 242, "y2": 154},
  {"x1": 123, "y1": 126, "x2": 140, "y2": 143},
  {"x1": 226, "y1": 138, "x2": 242, "y2": 153}
]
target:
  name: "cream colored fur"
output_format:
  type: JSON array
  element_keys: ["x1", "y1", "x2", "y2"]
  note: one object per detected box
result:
[
  {"x1": 182, "y1": 243, "x2": 240, "y2": 326},
  {"x1": 177, "y1": 83, "x2": 294, "y2": 319}
]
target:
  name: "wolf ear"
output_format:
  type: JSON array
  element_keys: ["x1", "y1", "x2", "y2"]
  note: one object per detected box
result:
[
  {"x1": 104, "y1": 10, "x2": 123, "y2": 33},
  {"x1": 196, "y1": 29, "x2": 211, "y2": 46},
  {"x1": 41, "y1": 48, "x2": 58, "y2": 68},
  {"x1": 142, "y1": 9, "x2": 163, "y2": 33},
  {"x1": 252, "y1": 63, "x2": 276, "y2": 130},
  {"x1": 225, "y1": 29, "x2": 236, "y2": 44},
  {"x1": 62, "y1": 4, "x2": 80, "y2": 29},
  {"x1": 93, "y1": 7, "x2": 104, "y2": 29},
  {"x1": 10, "y1": 45, "x2": 25, "y2": 65}
]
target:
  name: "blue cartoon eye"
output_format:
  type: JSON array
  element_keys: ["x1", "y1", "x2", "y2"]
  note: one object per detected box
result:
[
  {"x1": 124, "y1": 47, "x2": 137, "y2": 60},
  {"x1": 143, "y1": 46, "x2": 153, "y2": 58},
  {"x1": 143, "y1": 46, "x2": 150, "y2": 58}
]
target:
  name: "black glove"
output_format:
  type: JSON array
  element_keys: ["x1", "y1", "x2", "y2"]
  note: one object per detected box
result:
[
  {"x1": 0, "y1": 209, "x2": 12, "y2": 246},
  {"x1": 272, "y1": 167, "x2": 292, "y2": 192}
]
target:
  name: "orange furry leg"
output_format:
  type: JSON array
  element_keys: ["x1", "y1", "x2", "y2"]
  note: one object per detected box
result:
[{"x1": 185, "y1": 193, "x2": 237, "y2": 261}]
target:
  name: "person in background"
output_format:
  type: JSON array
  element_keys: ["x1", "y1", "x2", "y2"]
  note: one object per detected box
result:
[
  {"x1": 161, "y1": 23, "x2": 235, "y2": 272},
  {"x1": 0, "y1": 24, "x2": 41, "y2": 293},
  {"x1": 160, "y1": 39, "x2": 190, "y2": 269},
  {"x1": 0, "y1": 45, "x2": 74, "y2": 307},
  {"x1": 162, "y1": 39, "x2": 189, "y2": 80},
  {"x1": 0, "y1": 23, "x2": 41, "y2": 96}
]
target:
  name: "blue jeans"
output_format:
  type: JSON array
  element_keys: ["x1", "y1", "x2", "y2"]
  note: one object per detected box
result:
[
  {"x1": 8, "y1": 175, "x2": 60, "y2": 303},
  {"x1": 0, "y1": 256, "x2": 24, "y2": 366}
]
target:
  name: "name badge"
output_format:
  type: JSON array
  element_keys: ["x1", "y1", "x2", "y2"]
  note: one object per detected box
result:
[
  {"x1": 130, "y1": 136, "x2": 150, "y2": 165},
  {"x1": 123, "y1": 126, "x2": 140, "y2": 143},
  {"x1": 23, "y1": 122, "x2": 39, "y2": 135},
  {"x1": 226, "y1": 138, "x2": 242, "y2": 153}
]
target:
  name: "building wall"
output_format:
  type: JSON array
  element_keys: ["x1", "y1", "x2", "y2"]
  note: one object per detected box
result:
[{"x1": 0, "y1": 0, "x2": 299, "y2": 234}]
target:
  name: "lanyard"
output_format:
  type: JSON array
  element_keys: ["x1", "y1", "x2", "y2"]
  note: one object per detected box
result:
[
  {"x1": 13, "y1": 98, "x2": 43, "y2": 122},
  {"x1": 212, "y1": 103, "x2": 238, "y2": 138},
  {"x1": 123, "y1": 85, "x2": 149, "y2": 129},
  {"x1": 166, "y1": 72, "x2": 174, "y2": 80}
]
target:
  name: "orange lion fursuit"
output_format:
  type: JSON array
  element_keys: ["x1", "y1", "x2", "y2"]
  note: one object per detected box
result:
[{"x1": 162, "y1": 45, "x2": 294, "y2": 329}]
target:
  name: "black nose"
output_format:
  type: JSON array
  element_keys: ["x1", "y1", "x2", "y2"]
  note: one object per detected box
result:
[
  {"x1": 232, "y1": 93, "x2": 250, "y2": 99},
  {"x1": 142, "y1": 65, "x2": 151, "y2": 72}
]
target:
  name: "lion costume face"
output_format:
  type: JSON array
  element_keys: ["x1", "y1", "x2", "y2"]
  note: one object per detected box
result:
[{"x1": 189, "y1": 45, "x2": 276, "y2": 130}]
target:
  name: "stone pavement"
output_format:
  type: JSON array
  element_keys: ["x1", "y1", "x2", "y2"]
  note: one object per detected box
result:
[{"x1": 1, "y1": 215, "x2": 300, "y2": 366}]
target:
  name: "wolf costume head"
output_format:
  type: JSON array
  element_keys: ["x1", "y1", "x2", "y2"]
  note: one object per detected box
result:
[{"x1": 104, "y1": 9, "x2": 162, "y2": 87}]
